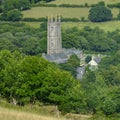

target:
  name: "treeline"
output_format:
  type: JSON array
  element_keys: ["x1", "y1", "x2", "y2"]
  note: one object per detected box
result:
[
  {"x1": 62, "y1": 26, "x2": 120, "y2": 53},
  {"x1": 0, "y1": 0, "x2": 30, "y2": 12},
  {"x1": 0, "y1": 0, "x2": 54, "y2": 12},
  {"x1": 0, "y1": 22, "x2": 120, "y2": 55},
  {"x1": 0, "y1": 0, "x2": 55, "y2": 21}
]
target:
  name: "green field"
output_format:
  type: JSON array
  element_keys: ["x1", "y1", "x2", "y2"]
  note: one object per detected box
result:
[
  {"x1": 24, "y1": 21, "x2": 120, "y2": 32},
  {"x1": 22, "y1": 7, "x2": 119, "y2": 19},
  {"x1": 22, "y1": 7, "x2": 89, "y2": 19},
  {"x1": 49, "y1": 0, "x2": 120, "y2": 5},
  {"x1": 62, "y1": 21, "x2": 120, "y2": 31}
]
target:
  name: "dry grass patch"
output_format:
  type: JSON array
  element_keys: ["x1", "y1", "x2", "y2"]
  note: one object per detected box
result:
[{"x1": 0, "y1": 107, "x2": 68, "y2": 120}]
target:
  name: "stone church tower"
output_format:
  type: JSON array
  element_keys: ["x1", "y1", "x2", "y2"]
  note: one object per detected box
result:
[{"x1": 47, "y1": 15, "x2": 62, "y2": 54}]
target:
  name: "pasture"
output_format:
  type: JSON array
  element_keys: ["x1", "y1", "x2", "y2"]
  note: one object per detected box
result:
[
  {"x1": 24, "y1": 20, "x2": 120, "y2": 32},
  {"x1": 49, "y1": 0, "x2": 120, "y2": 5},
  {"x1": 22, "y1": 7, "x2": 89, "y2": 19},
  {"x1": 22, "y1": 7, "x2": 119, "y2": 19},
  {"x1": 62, "y1": 21, "x2": 120, "y2": 31}
]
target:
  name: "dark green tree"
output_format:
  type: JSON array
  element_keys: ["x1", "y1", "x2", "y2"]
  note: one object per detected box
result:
[
  {"x1": 68, "y1": 54, "x2": 80, "y2": 68},
  {"x1": 85, "y1": 55, "x2": 92, "y2": 63},
  {"x1": 0, "y1": 6, "x2": 3, "y2": 13},
  {"x1": 3, "y1": 0, "x2": 30, "y2": 11},
  {"x1": 59, "y1": 54, "x2": 80, "y2": 78},
  {"x1": 88, "y1": 5, "x2": 113, "y2": 22},
  {"x1": 1, "y1": 9, "x2": 23, "y2": 21}
]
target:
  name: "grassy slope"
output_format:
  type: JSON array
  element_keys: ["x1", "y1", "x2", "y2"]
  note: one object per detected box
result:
[
  {"x1": 49, "y1": 0, "x2": 120, "y2": 5},
  {"x1": 0, "y1": 101, "x2": 91, "y2": 120},
  {"x1": 0, "y1": 107, "x2": 68, "y2": 120}
]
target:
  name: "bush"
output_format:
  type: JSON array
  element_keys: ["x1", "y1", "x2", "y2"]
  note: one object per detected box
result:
[
  {"x1": 32, "y1": 3, "x2": 57, "y2": 7},
  {"x1": 117, "y1": 10, "x2": 120, "y2": 20},
  {"x1": 23, "y1": 17, "x2": 47, "y2": 22},
  {"x1": 59, "y1": 4, "x2": 84, "y2": 8},
  {"x1": 85, "y1": 55, "x2": 92, "y2": 63},
  {"x1": 62, "y1": 17, "x2": 80, "y2": 22},
  {"x1": 107, "y1": 3, "x2": 120, "y2": 8}
]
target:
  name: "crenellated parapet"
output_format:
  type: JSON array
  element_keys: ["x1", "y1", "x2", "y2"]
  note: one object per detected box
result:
[{"x1": 48, "y1": 14, "x2": 61, "y2": 23}]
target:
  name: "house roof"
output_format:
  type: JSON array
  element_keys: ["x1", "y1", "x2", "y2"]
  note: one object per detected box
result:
[
  {"x1": 94, "y1": 57, "x2": 101, "y2": 64},
  {"x1": 89, "y1": 59, "x2": 98, "y2": 66},
  {"x1": 88, "y1": 55, "x2": 101, "y2": 66}
]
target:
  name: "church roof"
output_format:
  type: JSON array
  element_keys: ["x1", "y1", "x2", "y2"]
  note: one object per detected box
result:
[{"x1": 43, "y1": 52, "x2": 68, "y2": 63}]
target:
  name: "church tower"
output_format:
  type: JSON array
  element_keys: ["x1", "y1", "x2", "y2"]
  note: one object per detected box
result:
[{"x1": 47, "y1": 15, "x2": 62, "y2": 54}]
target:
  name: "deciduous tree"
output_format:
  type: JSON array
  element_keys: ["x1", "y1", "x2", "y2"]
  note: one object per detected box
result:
[{"x1": 88, "y1": 5, "x2": 113, "y2": 22}]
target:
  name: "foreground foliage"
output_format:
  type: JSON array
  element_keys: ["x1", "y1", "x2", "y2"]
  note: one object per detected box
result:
[
  {"x1": 0, "y1": 50, "x2": 86, "y2": 113},
  {"x1": 0, "y1": 49, "x2": 120, "y2": 116}
]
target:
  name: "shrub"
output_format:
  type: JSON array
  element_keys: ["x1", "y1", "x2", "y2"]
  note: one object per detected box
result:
[
  {"x1": 23, "y1": 17, "x2": 47, "y2": 22},
  {"x1": 62, "y1": 17, "x2": 80, "y2": 22},
  {"x1": 107, "y1": 3, "x2": 120, "y2": 8},
  {"x1": 32, "y1": 3, "x2": 57, "y2": 7}
]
